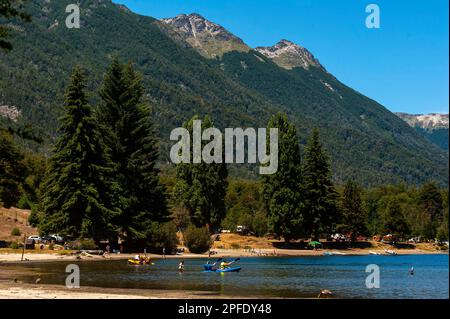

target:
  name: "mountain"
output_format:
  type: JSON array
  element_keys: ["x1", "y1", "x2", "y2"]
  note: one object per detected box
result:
[
  {"x1": 395, "y1": 113, "x2": 449, "y2": 130},
  {"x1": 396, "y1": 113, "x2": 449, "y2": 150},
  {"x1": 0, "y1": 0, "x2": 448, "y2": 186},
  {"x1": 255, "y1": 39, "x2": 322, "y2": 70},
  {"x1": 160, "y1": 13, "x2": 250, "y2": 59},
  {"x1": 159, "y1": 15, "x2": 321, "y2": 70}
]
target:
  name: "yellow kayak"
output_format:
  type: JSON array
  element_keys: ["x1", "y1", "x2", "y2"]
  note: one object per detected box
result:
[{"x1": 127, "y1": 258, "x2": 154, "y2": 265}]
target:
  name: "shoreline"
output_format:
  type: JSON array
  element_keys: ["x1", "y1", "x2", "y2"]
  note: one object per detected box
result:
[
  {"x1": 0, "y1": 247, "x2": 446, "y2": 264},
  {"x1": 0, "y1": 281, "x2": 249, "y2": 299}
]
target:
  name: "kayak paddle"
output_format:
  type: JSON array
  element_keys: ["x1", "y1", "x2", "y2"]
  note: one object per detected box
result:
[
  {"x1": 212, "y1": 258, "x2": 223, "y2": 266},
  {"x1": 228, "y1": 257, "x2": 241, "y2": 265}
]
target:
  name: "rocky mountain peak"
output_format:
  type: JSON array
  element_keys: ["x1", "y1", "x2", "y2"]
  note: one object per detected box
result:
[
  {"x1": 395, "y1": 113, "x2": 449, "y2": 130},
  {"x1": 160, "y1": 13, "x2": 250, "y2": 58},
  {"x1": 255, "y1": 39, "x2": 322, "y2": 70}
]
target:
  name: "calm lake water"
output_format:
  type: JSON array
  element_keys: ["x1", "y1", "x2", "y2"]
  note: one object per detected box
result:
[{"x1": 2, "y1": 254, "x2": 448, "y2": 299}]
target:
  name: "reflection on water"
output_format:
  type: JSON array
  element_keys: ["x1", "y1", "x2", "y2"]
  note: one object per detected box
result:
[{"x1": 2, "y1": 254, "x2": 448, "y2": 299}]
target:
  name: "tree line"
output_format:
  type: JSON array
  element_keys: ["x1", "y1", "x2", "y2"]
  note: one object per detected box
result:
[{"x1": 1, "y1": 61, "x2": 448, "y2": 253}]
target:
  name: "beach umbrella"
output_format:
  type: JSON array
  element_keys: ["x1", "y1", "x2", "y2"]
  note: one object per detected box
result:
[{"x1": 308, "y1": 241, "x2": 322, "y2": 247}]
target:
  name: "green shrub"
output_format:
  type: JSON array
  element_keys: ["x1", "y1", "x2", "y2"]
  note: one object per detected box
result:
[
  {"x1": 17, "y1": 194, "x2": 31, "y2": 209},
  {"x1": 79, "y1": 239, "x2": 98, "y2": 250},
  {"x1": 66, "y1": 241, "x2": 81, "y2": 250},
  {"x1": 146, "y1": 221, "x2": 179, "y2": 252},
  {"x1": 28, "y1": 207, "x2": 41, "y2": 227},
  {"x1": 230, "y1": 243, "x2": 240, "y2": 249},
  {"x1": 9, "y1": 241, "x2": 19, "y2": 249},
  {"x1": 183, "y1": 226, "x2": 211, "y2": 254},
  {"x1": 11, "y1": 228, "x2": 21, "y2": 236}
]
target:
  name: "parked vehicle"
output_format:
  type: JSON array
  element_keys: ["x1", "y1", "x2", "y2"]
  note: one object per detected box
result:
[
  {"x1": 41, "y1": 236, "x2": 56, "y2": 244},
  {"x1": 50, "y1": 234, "x2": 64, "y2": 242},
  {"x1": 409, "y1": 237, "x2": 422, "y2": 243},
  {"x1": 25, "y1": 239, "x2": 35, "y2": 249},
  {"x1": 28, "y1": 235, "x2": 41, "y2": 243},
  {"x1": 236, "y1": 226, "x2": 243, "y2": 232},
  {"x1": 381, "y1": 234, "x2": 397, "y2": 244},
  {"x1": 331, "y1": 233, "x2": 346, "y2": 242},
  {"x1": 236, "y1": 225, "x2": 249, "y2": 235}
]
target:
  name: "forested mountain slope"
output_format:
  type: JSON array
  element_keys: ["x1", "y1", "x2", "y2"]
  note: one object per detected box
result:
[{"x1": 0, "y1": 0, "x2": 447, "y2": 185}]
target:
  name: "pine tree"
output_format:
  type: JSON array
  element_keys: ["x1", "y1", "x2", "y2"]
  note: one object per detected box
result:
[
  {"x1": 98, "y1": 59, "x2": 168, "y2": 244},
  {"x1": 173, "y1": 115, "x2": 228, "y2": 231},
  {"x1": 261, "y1": 113, "x2": 304, "y2": 242},
  {"x1": 302, "y1": 128, "x2": 338, "y2": 240},
  {"x1": 340, "y1": 179, "x2": 367, "y2": 241},
  {"x1": 0, "y1": 128, "x2": 25, "y2": 207},
  {"x1": 40, "y1": 66, "x2": 120, "y2": 241}
]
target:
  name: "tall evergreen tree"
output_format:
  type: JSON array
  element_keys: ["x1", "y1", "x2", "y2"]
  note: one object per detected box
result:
[
  {"x1": 98, "y1": 59, "x2": 168, "y2": 244},
  {"x1": 302, "y1": 128, "x2": 338, "y2": 240},
  {"x1": 173, "y1": 115, "x2": 228, "y2": 231},
  {"x1": 340, "y1": 179, "x2": 367, "y2": 241},
  {"x1": 261, "y1": 113, "x2": 304, "y2": 242},
  {"x1": 0, "y1": 128, "x2": 25, "y2": 207},
  {"x1": 40, "y1": 66, "x2": 120, "y2": 241}
]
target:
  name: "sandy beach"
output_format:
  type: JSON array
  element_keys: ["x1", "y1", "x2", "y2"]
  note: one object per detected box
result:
[
  {"x1": 0, "y1": 245, "x2": 445, "y2": 263},
  {"x1": 0, "y1": 281, "x2": 236, "y2": 299}
]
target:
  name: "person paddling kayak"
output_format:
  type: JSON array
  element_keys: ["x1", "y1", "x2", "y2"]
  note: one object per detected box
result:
[
  {"x1": 204, "y1": 258, "x2": 241, "y2": 272},
  {"x1": 220, "y1": 258, "x2": 241, "y2": 269}
]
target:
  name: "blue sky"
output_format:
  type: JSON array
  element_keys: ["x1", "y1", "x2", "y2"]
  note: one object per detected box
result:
[{"x1": 114, "y1": 0, "x2": 449, "y2": 115}]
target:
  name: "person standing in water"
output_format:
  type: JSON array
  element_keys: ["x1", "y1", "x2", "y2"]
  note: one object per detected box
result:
[
  {"x1": 178, "y1": 260, "x2": 185, "y2": 273},
  {"x1": 409, "y1": 266, "x2": 415, "y2": 276}
]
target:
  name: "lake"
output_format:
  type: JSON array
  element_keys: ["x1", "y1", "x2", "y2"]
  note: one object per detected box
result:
[{"x1": 2, "y1": 254, "x2": 448, "y2": 299}]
